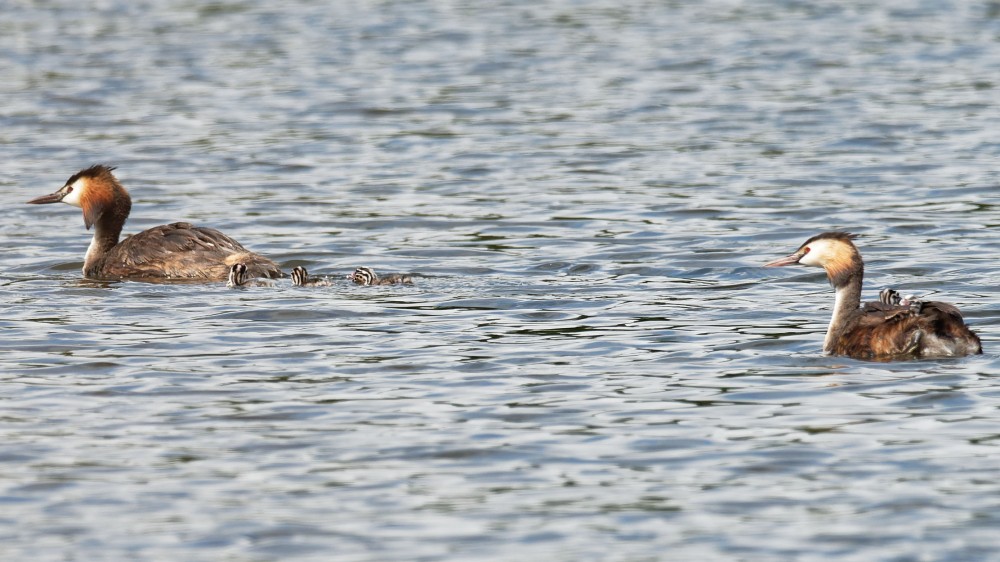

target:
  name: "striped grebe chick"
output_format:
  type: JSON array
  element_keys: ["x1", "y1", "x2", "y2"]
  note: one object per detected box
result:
[
  {"x1": 27, "y1": 165, "x2": 282, "y2": 282},
  {"x1": 878, "y1": 288, "x2": 920, "y2": 309},
  {"x1": 348, "y1": 266, "x2": 413, "y2": 286},
  {"x1": 227, "y1": 263, "x2": 275, "y2": 288},
  {"x1": 765, "y1": 232, "x2": 981, "y2": 360},
  {"x1": 291, "y1": 266, "x2": 333, "y2": 287}
]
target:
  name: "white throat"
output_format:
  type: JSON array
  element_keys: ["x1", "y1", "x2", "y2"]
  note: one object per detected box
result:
[
  {"x1": 83, "y1": 233, "x2": 100, "y2": 275},
  {"x1": 823, "y1": 284, "x2": 855, "y2": 354}
]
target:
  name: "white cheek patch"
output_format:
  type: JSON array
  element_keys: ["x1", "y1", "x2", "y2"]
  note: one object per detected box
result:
[
  {"x1": 797, "y1": 239, "x2": 833, "y2": 267},
  {"x1": 799, "y1": 251, "x2": 821, "y2": 266},
  {"x1": 61, "y1": 179, "x2": 85, "y2": 207}
]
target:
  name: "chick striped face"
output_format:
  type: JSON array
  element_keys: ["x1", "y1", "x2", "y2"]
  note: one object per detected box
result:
[
  {"x1": 227, "y1": 263, "x2": 249, "y2": 288},
  {"x1": 291, "y1": 266, "x2": 309, "y2": 286},
  {"x1": 879, "y1": 288, "x2": 902, "y2": 306},
  {"x1": 348, "y1": 267, "x2": 378, "y2": 286}
]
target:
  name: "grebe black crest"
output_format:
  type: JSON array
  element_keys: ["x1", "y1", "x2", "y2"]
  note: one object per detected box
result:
[
  {"x1": 291, "y1": 266, "x2": 333, "y2": 287},
  {"x1": 227, "y1": 263, "x2": 275, "y2": 288},
  {"x1": 348, "y1": 266, "x2": 413, "y2": 286},
  {"x1": 765, "y1": 232, "x2": 982, "y2": 360},
  {"x1": 27, "y1": 165, "x2": 282, "y2": 282}
]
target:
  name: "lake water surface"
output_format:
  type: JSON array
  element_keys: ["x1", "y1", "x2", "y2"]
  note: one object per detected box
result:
[{"x1": 3, "y1": 1, "x2": 1000, "y2": 560}]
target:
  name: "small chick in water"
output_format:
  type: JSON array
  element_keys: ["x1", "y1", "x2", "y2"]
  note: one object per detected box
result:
[
  {"x1": 227, "y1": 263, "x2": 276, "y2": 288},
  {"x1": 348, "y1": 266, "x2": 413, "y2": 286},
  {"x1": 290, "y1": 266, "x2": 333, "y2": 287}
]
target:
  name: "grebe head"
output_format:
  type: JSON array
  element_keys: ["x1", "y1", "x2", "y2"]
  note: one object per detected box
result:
[
  {"x1": 348, "y1": 266, "x2": 378, "y2": 285},
  {"x1": 764, "y1": 232, "x2": 862, "y2": 287},
  {"x1": 27, "y1": 165, "x2": 128, "y2": 230},
  {"x1": 227, "y1": 262, "x2": 276, "y2": 288},
  {"x1": 227, "y1": 263, "x2": 249, "y2": 288},
  {"x1": 291, "y1": 266, "x2": 309, "y2": 286}
]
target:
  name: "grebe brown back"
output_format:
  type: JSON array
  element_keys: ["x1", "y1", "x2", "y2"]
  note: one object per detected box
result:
[
  {"x1": 291, "y1": 266, "x2": 333, "y2": 287},
  {"x1": 27, "y1": 165, "x2": 282, "y2": 282},
  {"x1": 348, "y1": 266, "x2": 413, "y2": 286},
  {"x1": 765, "y1": 232, "x2": 982, "y2": 360}
]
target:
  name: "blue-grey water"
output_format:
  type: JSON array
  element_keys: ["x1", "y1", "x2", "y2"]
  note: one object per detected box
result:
[{"x1": 3, "y1": 1, "x2": 1000, "y2": 560}]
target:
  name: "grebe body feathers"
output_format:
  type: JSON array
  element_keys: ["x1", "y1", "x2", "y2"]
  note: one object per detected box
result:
[
  {"x1": 28, "y1": 165, "x2": 281, "y2": 281},
  {"x1": 765, "y1": 232, "x2": 981, "y2": 360}
]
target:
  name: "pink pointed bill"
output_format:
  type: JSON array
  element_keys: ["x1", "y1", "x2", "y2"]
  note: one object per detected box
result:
[
  {"x1": 764, "y1": 253, "x2": 803, "y2": 267},
  {"x1": 27, "y1": 190, "x2": 65, "y2": 204}
]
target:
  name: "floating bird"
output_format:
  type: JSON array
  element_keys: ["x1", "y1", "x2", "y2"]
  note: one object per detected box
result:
[
  {"x1": 290, "y1": 266, "x2": 333, "y2": 287},
  {"x1": 765, "y1": 232, "x2": 981, "y2": 360},
  {"x1": 347, "y1": 266, "x2": 413, "y2": 286},
  {"x1": 28, "y1": 165, "x2": 281, "y2": 281}
]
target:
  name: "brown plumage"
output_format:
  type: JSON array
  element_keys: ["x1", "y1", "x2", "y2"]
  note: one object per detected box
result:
[
  {"x1": 765, "y1": 232, "x2": 982, "y2": 360},
  {"x1": 27, "y1": 165, "x2": 282, "y2": 282}
]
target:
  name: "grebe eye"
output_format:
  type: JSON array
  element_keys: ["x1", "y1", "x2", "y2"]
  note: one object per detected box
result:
[
  {"x1": 65, "y1": 186, "x2": 73, "y2": 193},
  {"x1": 803, "y1": 247, "x2": 810, "y2": 254}
]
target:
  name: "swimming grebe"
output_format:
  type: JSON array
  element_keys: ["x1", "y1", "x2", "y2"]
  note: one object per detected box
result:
[
  {"x1": 348, "y1": 266, "x2": 413, "y2": 286},
  {"x1": 291, "y1": 266, "x2": 333, "y2": 287},
  {"x1": 227, "y1": 263, "x2": 276, "y2": 288},
  {"x1": 27, "y1": 165, "x2": 282, "y2": 281},
  {"x1": 765, "y1": 232, "x2": 982, "y2": 360}
]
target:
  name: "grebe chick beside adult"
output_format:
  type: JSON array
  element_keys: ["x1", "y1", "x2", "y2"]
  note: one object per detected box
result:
[
  {"x1": 348, "y1": 266, "x2": 413, "y2": 286},
  {"x1": 227, "y1": 263, "x2": 275, "y2": 288},
  {"x1": 765, "y1": 232, "x2": 981, "y2": 360},
  {"x1": 291, "y1": 266, "x2": 333, "y2": 287},
  {"x1": 27, "y1": 165, "x2": 282, "y2": 281}
]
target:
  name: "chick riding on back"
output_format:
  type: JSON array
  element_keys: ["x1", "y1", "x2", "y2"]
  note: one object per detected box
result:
[{"x1": 765, "y1": 232, "x2": 981, "y2": 360}]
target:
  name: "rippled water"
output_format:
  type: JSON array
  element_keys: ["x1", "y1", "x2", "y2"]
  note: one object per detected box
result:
[{"x1": 3, "y1": 1, "x2": 1000, "y2": 560}]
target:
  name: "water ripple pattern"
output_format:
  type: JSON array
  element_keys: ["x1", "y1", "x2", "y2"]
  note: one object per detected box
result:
[{"x1": 2, "y1": 1, "x2": 1000, "y2": 560}]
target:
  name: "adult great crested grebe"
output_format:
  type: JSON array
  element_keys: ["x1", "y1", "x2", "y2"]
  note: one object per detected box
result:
[
  {"x1": 27, "y1": 165, "x2": 282, "y2": 282},
  {"x1": 765, "y1": 232, "x2": 981, "y2": 360}
]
